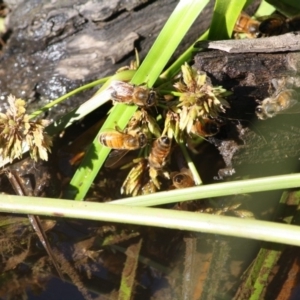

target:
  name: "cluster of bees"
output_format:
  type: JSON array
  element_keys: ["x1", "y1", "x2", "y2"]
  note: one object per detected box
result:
[
  {"x1": 99, "y1": 83, "x2": 171, "y2": 196},
  {"x1": 99, "y1": 64, "x2": 229, "y2": 196},
  {"x1": 235, "y1": 12, "x2": 300, "y2": 120},
  {"x1": 98, "y1": 12, "x2": 300, "y2": 197}
]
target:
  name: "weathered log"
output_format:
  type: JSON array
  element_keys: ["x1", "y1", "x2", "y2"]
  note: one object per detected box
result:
[
  {"x1": 193, "y1": 49, "x2": 300, "y2": 178},
  {"x1": 4, "y1": 0, "x2": 295, "y2": 179},
  {"x1": 196, "y1": 32, "x2": 300, "y2": 53},
  {"x1": 0, "y1": 0, "x2": 214, "y2": 120}
]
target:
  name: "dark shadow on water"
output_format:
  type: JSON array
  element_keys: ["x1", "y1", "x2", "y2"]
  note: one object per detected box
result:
[{"x1": 27, "y1": 277, "x2": 86, "y2": 300}]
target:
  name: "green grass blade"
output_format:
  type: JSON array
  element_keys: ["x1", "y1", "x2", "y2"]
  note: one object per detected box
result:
[
  {"x1": 179, "y1": 143, "x2": 202, "y2": 185},
  {"x1": 159, "y1": 30, "x2": 209, "y2": 82},
  {"x1": 111, "y1": 173, "x2": 300, "y2": 206},
  {"x1": 255, "y1": 0, "x2": 276, "y2": 17},
  {"x1": 208, "y1": 0, "x2": 247, "y2": 40},
  {"x1": 3, "y1": 194, "x2": 300, "y2": 246},
  {"x1": 131, "y1": 0, "x2": 209, "y2": 87},
  {"x1": 29, "y1": 77, "x2": 109, "y2": 120}
]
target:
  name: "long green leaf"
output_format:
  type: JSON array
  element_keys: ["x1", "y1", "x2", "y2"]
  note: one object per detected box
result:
[
  {"x1": 111, "y1": 173, "x2": 300, "y2": 206},
  {"x1": 255, "y1": 0, "x2": 276, "y2": 17},
  {"x1": 209, "y1": 0, "x2": 247, "y2": 39},
  {"x1": 160, "y1": 30, "x2": 209, "y2": 82},
  {"x1": 131, "y1": 0, "x2": 210, "y2": 87},
  {"x1": 2, "y1": 194, "x2": 300, "y2": 246}
]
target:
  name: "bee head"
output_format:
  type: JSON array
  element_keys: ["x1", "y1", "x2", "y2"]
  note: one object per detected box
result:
[
  {"x1": 173, "y1": 174, "x2": 184, "y2": 184},
  {"x1": 255, "y1": 99, "x2": 278, "y2": 119},
  {"x1": 203, "y1": 120, "x2": 220, "y2": 136},
  {"x1": 147, "y1": 91, "x2": 157, "y2": 107},
  {"x1": 160, "y1": 136, "x2": 170, "y2": 146},
  {"x1": 255, "y1": 105, "x2": 267, "y2": 119}
]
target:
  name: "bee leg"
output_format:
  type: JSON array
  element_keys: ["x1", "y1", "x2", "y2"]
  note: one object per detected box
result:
[
  {"x1": 114, "y1": 124, "x2": 123, "y2": 133},
  {"x1": 214, "y1": 167, "x2": 236, "y2": 180}
]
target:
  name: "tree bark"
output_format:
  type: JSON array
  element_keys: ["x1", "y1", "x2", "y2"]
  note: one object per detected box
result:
[
  {"x1": 193, "y1": 49, "x2": 300, "y2": 178},
  {"x1": 1, "y1": 0, "x2": 214, "y2": 120},
  {"x1": 3, "y1": 0, "x2": 298, "y2": 178}
]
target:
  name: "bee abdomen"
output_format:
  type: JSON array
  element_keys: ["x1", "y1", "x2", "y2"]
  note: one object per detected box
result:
[
  {"x1": 149, "y1": 136, "x2": 171, "y2": 169},
  {"x1": 99, "y1": 134, "x2": 110, "y2": 147},
  {"x1": 99, "y1": 132, "x2": 126, "y2": 149}
]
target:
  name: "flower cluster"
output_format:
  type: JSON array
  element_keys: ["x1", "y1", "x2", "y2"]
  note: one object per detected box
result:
[
  {"x1": 0, "y1": 95, "x2": 52, "y2": 162},
  {"x1": 173, "y1": 62, "x2": 230, "y2": 135}
]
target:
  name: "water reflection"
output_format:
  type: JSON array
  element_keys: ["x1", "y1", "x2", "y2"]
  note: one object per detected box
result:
[{"x1": 1, "y1": 188, "x2": 294, "y2": 300}]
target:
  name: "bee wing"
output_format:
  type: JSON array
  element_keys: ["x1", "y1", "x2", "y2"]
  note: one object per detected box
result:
[
  {"x1": 105, "y1": 150, "x2": 129, "y2": 168},
  {"x1": 277, "y1": 99, "x2": 300, "y2": 114},
  {"x1": 110, "y1": 80, "x2": 133, "y2": 101}
]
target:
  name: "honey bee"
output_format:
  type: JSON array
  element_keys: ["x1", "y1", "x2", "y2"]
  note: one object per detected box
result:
[
  {"x1": 172, "y1": 172, "x2": 194, "y2": 189},
  {"x1": 110, "y1": 80, "x2": 157, "y2": 107},
  {"x1": 259, "y1": 14, "x2": 300, "y2": 36},
  {"x1": 99, "y1": 130, "x2": 147, "y2": 150},
  {"x1": 148, "y1": 136, "x2": 171, "y2": 169},
  {"x1": 190, "y1": 118, "x2": 220, "y2": 137},
  {"x1": 255, "y1": 89, "x2": 298, "y2": 120},
  {"x1": 234, "y1": 12, "x2": 260, "y2": 37}
]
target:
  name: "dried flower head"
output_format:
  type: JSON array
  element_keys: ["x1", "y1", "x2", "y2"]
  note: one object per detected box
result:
[
  {"x1": 0, "y1": 95, "x2": 52, "y2": 162},
  {"x1": 121, "y1": 158, "x2": 151, "y2": 196},
  {"x1": 173, "y1": 63, "x2": 230, "y2": 134},
  {"x1": 127, "y1": 110, "x2": 161, "y2": 138}
]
